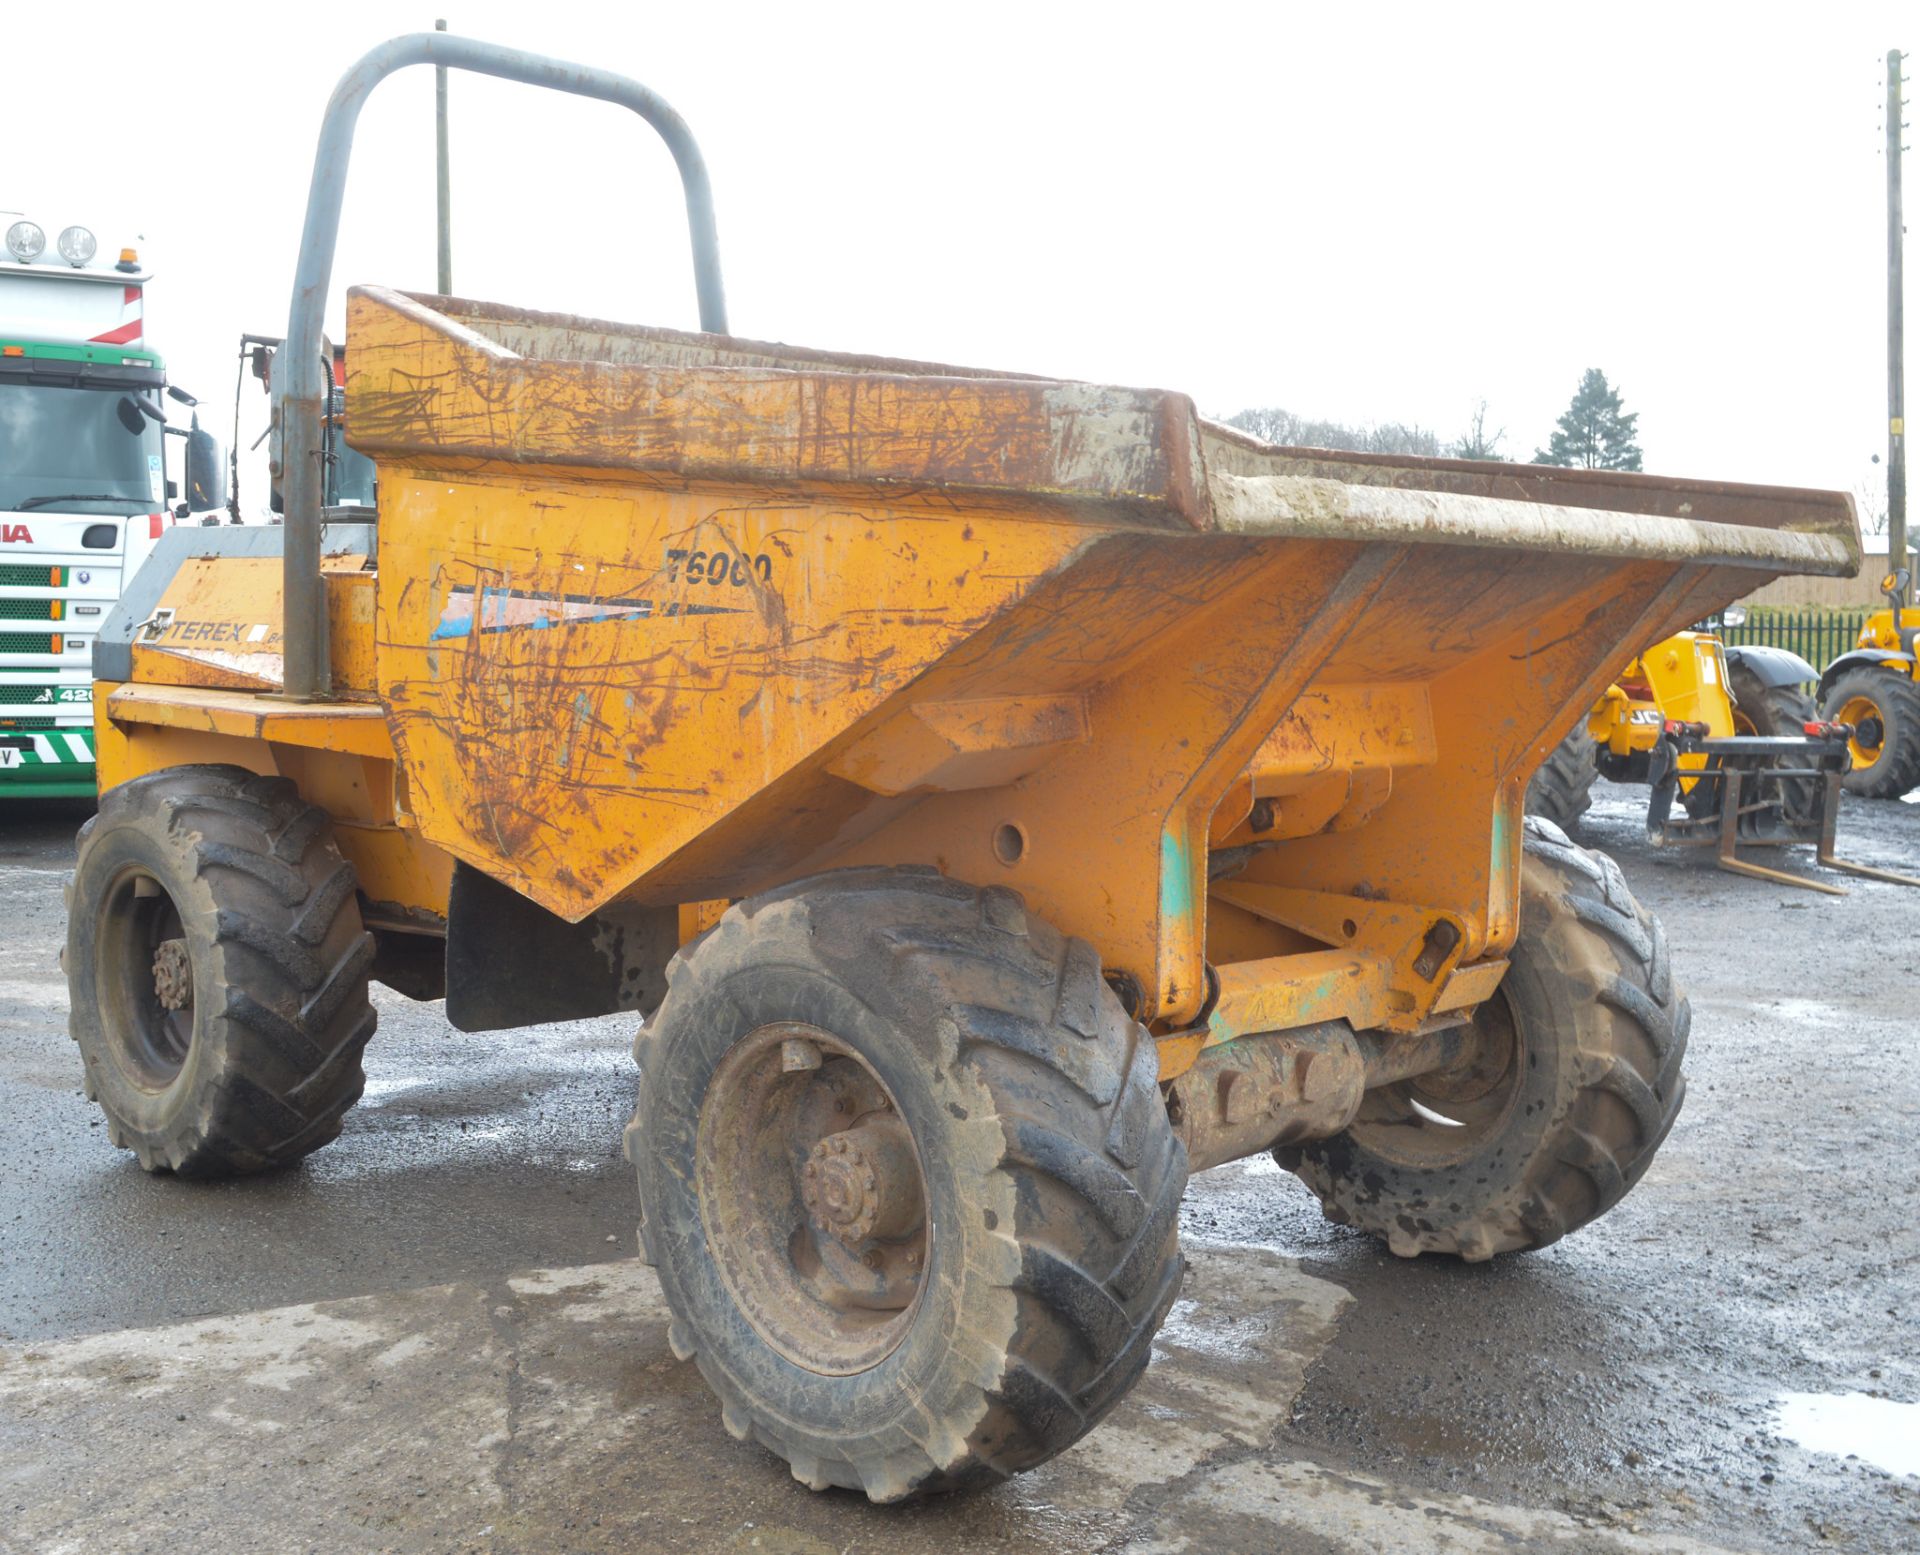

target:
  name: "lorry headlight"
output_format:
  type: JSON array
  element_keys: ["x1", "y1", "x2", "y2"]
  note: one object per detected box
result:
[
  {"x1": 1721, "y1": 606, "x2": 1747, "y2": 627},
  {"x1": 5, "y1": 221, "x2": 45, "y2": 261},
  {"x1": 56, "y1": 226, "x2": 97, "y2": 266}
]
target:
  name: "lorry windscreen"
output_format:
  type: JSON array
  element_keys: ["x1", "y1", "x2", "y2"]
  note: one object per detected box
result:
[{"x1": 0, "y1": 382, "x2": 159, "y2": 514}]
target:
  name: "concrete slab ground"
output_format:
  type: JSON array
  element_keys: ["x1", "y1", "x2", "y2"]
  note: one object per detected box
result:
[
  {"x1": 2, "y1": 787, "x2": 1916, "y2": 1553},
  {"x1": 4, "y1": 1250, "x2": 1753, "y2": 1555}
]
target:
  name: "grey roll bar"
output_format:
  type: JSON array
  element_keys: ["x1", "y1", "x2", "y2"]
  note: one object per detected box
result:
[{"x1": 278, "y1": 33, "x2": 728, "y2": 699}]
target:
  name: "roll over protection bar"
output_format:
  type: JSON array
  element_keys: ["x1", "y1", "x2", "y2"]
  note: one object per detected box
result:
[{"x1": 277, "y1": 32, "x2": 727, "y2": 698}]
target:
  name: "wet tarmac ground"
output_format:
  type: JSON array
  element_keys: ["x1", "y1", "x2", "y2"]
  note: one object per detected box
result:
[{"x1": 2, "y1": 788, "x2": 1916, "y2": 1553}]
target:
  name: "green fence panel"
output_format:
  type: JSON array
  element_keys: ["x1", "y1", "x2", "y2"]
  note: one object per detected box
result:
[{"x1": 1697, "y1": 607, "x2": 1872, "y2": 683}]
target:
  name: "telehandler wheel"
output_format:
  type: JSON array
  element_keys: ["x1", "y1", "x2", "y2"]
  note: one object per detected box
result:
[
  {"x1": 1280, "y1": 818, "x2": 1686, "y2": 1262},
  {"x1": 1524, "y1": 725, "x2": 1599, "y2": 830},
  {"x1": 1725, "y1": 661, "x2": 1820, "y2": 823},
  {"x1": 65, "y1": 767, "x2": 377, "y2": 1177},
  {"x1": 1820, "y1": 666, "x2": 1920, "y2": 800},
  {"x1": 629, "y1": 867, "x2": 1188, "y2": 1502}
]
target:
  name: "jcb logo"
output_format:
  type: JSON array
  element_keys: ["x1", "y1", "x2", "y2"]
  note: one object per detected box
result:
[{"x1": 0, "y1": 524, "x2": 32, "y2": 543}]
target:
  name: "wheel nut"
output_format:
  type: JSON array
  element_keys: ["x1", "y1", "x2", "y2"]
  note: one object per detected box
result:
[
  {"x1": 151, "y1": 938, "x2": 192, "y2": 1011},
  {"x1": 797, "y1": 1117, "x2": 924, "y2": 1248}
]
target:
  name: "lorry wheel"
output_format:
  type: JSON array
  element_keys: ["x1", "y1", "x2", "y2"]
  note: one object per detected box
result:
[
  {"x1": 65, "y1": 766, "x2": 377, "y2": 1177},
  {"x1": 1821, "y1": 666, "x2": 1920, "y2": 800},
  {"x1": 1524, "y1": 725, "x2": 1598, "y2": 831},
  {"x1": 1279, "y1": 817, "x2": 1686, "y2": 1261},
  {"x1": 629, "y1": 867, "x2": 1187, "y2": 1501}
]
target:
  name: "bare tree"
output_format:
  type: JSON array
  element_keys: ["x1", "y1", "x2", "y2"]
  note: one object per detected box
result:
[
  {"x1": 1856, "y1": 467, "x2": 1890, "y2": 536},
  {"x1": 1222, "y1": 406, "x2": 1440, "y2": 458},
  {"x1": 1450, "y1": 399, "x2": 1507, "y2": 462}
]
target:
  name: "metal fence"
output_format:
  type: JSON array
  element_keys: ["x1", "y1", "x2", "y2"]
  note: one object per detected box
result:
[{"x1": 1697, "y1": 607, "x2": 1872, "y2": 679}]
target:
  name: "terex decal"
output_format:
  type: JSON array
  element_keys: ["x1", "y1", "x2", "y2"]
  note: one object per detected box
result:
[{"x1": 1, "y1": 524, "x2": 32, "y2": 544}]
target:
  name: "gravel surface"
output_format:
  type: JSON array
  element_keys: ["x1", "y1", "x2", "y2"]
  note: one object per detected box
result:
[{"x1": 1, "y1": 784, "x2": 1914, "y2": 1553}]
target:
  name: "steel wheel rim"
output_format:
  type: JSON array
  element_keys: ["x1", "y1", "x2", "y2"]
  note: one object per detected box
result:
[
  {"x1": 1836, "y1": 693, "x2": 1885, "y2": 769},
  {"x1": 695, "y1": 1021, "x2": 930, "y2": 1376},
  {"x1": 97, "y1": 866, "x2": 195, "y2": 1090},
  {"x1": 1346, "y1": 991, "x2": 1523, "y2": 1168}
]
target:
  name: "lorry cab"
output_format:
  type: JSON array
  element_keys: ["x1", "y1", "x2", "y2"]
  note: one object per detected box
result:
[{"x1": 0, "y1": 213, "x2": 223, "y2": 796}]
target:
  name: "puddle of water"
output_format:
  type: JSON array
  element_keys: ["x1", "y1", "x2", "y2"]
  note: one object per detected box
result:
[{"x1": 1773, "y1": 1391, "x2": 1920, "y2": 1476}]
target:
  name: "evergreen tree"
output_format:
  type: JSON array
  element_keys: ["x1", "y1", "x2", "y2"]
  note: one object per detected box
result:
[{"x1": 1533, "y1": 369, "x2": 1642, "y2": 471}]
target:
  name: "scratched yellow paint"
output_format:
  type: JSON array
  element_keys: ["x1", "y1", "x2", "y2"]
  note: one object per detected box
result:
[{"x1": 372, "y1": 473, "x2": 1109, "y2": 919}]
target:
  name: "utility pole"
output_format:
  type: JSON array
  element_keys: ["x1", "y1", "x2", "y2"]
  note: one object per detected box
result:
[
  {"x1": 1890, "y1": 49, "x2": 1908, "y2": 599},
  {"x1": 436, "y1": 18, "x2": 453, "y2": 296}
]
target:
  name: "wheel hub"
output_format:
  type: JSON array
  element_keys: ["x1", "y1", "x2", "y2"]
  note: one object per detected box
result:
[
  {"x1": 152, "y1": 938, "x2": 192, "y2": 1011},
  {"x1": 695, "y1": 1022, "x2": 931, "y2": 1374},
  {"x1": 801, "y1": 1117, "x2": 920, "y2": 1247}
]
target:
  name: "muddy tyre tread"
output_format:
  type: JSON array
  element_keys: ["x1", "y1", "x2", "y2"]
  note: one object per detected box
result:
[
  {"x1": 68, "y1": 766, "x2": 377, "y2": 1177},
  {"x1": 632, "y1": 867, "x2": 1187, "y2": 1501},
  {"x1": 1525, "y1": 725, "x2": 1598, "y2": 831},
  {"x1": 1286, "y1": 817, "x2": 1687, "y2": 1260},
  {"x1": 1822, "y1": 666, "x2": 1920, "y2": 800}
]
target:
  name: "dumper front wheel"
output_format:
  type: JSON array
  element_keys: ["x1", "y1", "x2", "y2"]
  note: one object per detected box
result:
[
  {"x1": 1280, "y1": 818, "x2": 1686, "y2": 1260},
  {"x1": 629, "y1": 868, "x2": 1187, "y2": 1501},
  {"x1": 65, "y1": 767, "x2": 377, "y2": 1177}
]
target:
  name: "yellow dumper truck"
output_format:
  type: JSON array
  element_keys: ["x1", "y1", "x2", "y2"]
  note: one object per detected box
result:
[{"x1": 63, "y1": 35, "x2": 1865, "y2": 1501}]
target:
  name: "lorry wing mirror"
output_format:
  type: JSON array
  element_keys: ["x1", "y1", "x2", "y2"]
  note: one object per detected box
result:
[
  {"x1": 166, "y1": 384, "x2": 198, "y2": 407},
  {"x1": 186, "y1": 421, "x2": 229, "y2": 513}
]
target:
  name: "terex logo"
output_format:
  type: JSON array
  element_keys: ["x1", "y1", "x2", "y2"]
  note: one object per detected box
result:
[{"x1": 0, "y1": 524, "x2": 31, "y2": 544}]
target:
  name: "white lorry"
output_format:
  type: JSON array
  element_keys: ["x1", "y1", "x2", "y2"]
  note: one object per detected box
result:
[{"x1": 0, "y1": 213, "x2": 223, "y2": 797}]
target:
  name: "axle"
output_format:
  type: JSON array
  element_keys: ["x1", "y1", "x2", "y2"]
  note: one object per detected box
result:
[{"x1": 1162, "y1": 1017, "x2": 1478, "y2": 1172}]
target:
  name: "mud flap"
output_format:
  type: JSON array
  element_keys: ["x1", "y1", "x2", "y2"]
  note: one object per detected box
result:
[{"x1": 445, "y1": 862, "x2": 675, "y2": 1031}]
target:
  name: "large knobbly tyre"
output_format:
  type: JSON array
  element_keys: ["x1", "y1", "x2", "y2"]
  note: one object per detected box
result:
[
  {"x1": 629, "y1": 867, "x2": 1188, "y2": 1502},
  {"x1": 1727, "y1": 661, "x2": 1815, "y2": 739},
  {"x1": 66, "y1": 766, "x2": 377, "y2": 1177},
  {"x1": 1726, "y1": 661, "x2": 1820, "y2": 823},
  {"x1": 1525, "y1": 724, "x2": 1599, "y2": 831},
  {"x1": 1821, "y1": 665, "x2": 1920, "y2": 800},
  {"x1": 1281, "y1": 817, "x2": 1686, "y2": 1261}
]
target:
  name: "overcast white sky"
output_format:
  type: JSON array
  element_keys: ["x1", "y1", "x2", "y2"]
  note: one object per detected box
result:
[{"x1": 6, "y1": 1, "x2": 1910, "y2": 511}]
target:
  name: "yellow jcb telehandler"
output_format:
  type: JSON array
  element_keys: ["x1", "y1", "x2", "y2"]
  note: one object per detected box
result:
[
  {"x1": 60, "y1": 33, "x2": 1870, "y2": 1501},
  {"x1": 1817, "y1": 567, "x2": 1920, "y2": 799},
  {"x1": 1527, "y1": 625, "x2": 1919, "y2": 892}
]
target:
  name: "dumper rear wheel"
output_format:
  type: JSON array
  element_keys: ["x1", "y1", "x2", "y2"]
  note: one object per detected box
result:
[
  {"x1": 65, "y1": 767, "x2": 377, "y2": 1177},
  {"x1": 1525, "y1": 725, "x2": 1598, "y2": 830},
  {"x1": 629, "y1": 868, "x2": 1187, "y2": 1501},
  {"x1": 1280, "y1": 818, "x2": 1686, "y2": 1260}
]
